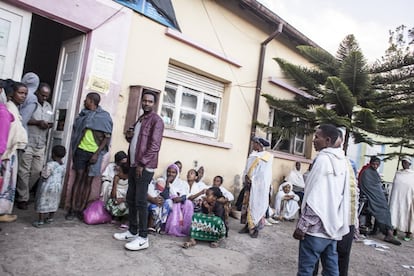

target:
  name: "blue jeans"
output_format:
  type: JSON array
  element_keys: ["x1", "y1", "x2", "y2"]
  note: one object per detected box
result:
[
  {"x1": 126, "y1": 168, "x2": 154, "y2": 238},
  {"x1": 298, "y1": 234, "x2": 339, "y2": 276}
]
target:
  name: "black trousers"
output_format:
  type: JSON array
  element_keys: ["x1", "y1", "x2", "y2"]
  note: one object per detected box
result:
[{"x1": 126, "y1": 168, "x2": 154, "y2": 238}]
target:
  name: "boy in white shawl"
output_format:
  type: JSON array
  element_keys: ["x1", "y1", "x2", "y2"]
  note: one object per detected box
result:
[{"x1": 293, "y1": 124, "x2": 350, "y2": 276}]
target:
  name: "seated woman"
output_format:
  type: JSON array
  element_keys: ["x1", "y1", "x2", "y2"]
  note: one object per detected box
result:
[
  {"x1": 212, "y1": 175, "x2": 234, "y2": 232},
  {"x1": 273, "y1": 182, "x2": 300, "y2": 221},
  {"x1": 185, "y1": 168, "x2": 207, "y2": 212},
  {"x1": 100, "y1": 151, "x2": 127, "y2": 202},
  {"x1": 182, "y1": 186, "x2": 227, "y2": 249},
  {"x1": 105, "y1": 163, "x2": 129, "y2": 228},
  {"x1": 147, "y1": 177, "x2": 173, "y2": 233},
  {"x1": 165, "y1": 164, "x2": 194, "y2": 237}
]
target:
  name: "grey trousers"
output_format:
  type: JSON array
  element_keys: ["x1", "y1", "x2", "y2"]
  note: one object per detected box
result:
[{"x1": 16, "y1": 146, "x2": 45, "y2": 202}]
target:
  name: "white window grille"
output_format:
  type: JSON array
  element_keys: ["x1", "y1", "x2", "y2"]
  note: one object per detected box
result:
[{"x1": 161, "y1": 65, "x2": 223, "y2": 138}]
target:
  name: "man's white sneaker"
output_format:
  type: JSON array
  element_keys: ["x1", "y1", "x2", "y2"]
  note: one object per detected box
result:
[
  {"x1": 125, "y1": 236, "x2": 149, "y2": 251},
  {"x1": 113, "y1": 230, "x2": 138, "y2": 241}
]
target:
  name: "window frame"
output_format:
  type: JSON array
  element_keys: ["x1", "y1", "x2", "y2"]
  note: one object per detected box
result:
[
  {"x1": 161, "y1": 65, "x2": 223, "y2": 139},
  {"x1": 269, "y1": 108, "x2": 307, "y2": 156}
]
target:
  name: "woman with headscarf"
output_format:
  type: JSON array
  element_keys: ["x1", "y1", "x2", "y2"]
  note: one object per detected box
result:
[
  {"x1": 165, "y1": 163, "x2": 194, "y2": 237},
  {"x1": 273, "y1": 182, "x2": 300, "y2": 221},
  {"x1": 0, "y1": 81, "x2": 28, "y2": 222}
]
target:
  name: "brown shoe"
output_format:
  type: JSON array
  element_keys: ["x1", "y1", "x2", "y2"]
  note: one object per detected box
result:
[
  {"x1": 16, "y1": 201, "x2": 28, "y2": 210},
  {"x1": 0, "y1": 214, "x2": 18, "y2": 222}
]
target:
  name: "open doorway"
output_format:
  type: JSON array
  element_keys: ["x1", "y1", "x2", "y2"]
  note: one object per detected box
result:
[
  {"x1": 23, "y1": 13, "x2": 83, "y2": 94},
  {"x1": 22, "y1": 14, "x2": 85, "y2": 162}
]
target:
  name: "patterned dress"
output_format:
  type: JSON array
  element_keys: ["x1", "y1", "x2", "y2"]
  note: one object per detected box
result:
[
  {"x1": 35, "y1": 161, "x2": 65, "y2": 213},
  {"x1": 190, "y1": 201, "x2": 226, "y2": 242}
]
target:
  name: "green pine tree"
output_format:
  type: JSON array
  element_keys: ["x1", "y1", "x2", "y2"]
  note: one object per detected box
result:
[
  {"x1": 367, "y1": 25, "x2": 414, "y2": 160},
  {"x1": 258, "y1": 34, "x2": 375, "y2": 153}
]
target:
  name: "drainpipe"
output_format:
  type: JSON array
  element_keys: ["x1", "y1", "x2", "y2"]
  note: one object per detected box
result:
[{"x1": 248, "y1": 23, "x2": 284, "y2": 155}]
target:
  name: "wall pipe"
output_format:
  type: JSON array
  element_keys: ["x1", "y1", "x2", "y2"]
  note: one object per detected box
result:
[{"x1": 248, "y1": 23, "x2": 284, "y2": 155}]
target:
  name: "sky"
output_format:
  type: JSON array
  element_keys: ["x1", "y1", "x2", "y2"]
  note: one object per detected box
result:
[{"x1": 257, "y1": 0, "x2": 413, "y2": 63}]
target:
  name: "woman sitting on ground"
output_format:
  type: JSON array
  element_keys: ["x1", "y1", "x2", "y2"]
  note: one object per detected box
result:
[
  {"x1": 147, "y1": 177, "x2": 172, "y2": 233},
  {"x1": 182, "y1": 186, "x2": 227, "y2": 249},
  {"x1": 165, "y1": 165, "x2": 194, "y2": 237},
  {"x1": 273, "y1": 182, "x2": 300, "y2": 221},
  {"x1": 185, "y1": 168, "x2": 207, "y2": 212}
]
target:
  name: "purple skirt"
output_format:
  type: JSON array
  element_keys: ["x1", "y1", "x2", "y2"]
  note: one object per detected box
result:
[{"x1": 165, "y1": 199, "x2": 194, "y2": 237}]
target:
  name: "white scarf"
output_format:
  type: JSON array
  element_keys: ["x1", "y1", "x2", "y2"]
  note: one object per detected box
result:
[
  {"x1": 303, "y1": 147, "x2": 350, "y2": 239},
  {"x1": 245, "y1": 150, "x2": 273, "y2": 226}
]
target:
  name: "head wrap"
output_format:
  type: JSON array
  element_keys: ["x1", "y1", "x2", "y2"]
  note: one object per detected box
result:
[
  {"x1": 167, "y1": 163, "x2": 180, "y2": 174},
  {"x1": 252, "y1": 136, "x2": 270, "y2": 147},
  {"x1": 21, "y1": 72, "x2": 39, "y2": 95}
]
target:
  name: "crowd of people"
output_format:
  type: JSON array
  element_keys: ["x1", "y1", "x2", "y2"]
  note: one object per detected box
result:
[
  {"x1": 0, "y1": 75, "x2": 55, "y2": 226},
  {"x1": 1, "y1": 76, "x2": 413, "y2": 274}
]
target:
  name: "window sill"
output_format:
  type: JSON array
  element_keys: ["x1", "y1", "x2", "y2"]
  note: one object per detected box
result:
[
  {"x1": 270, "y1": 150, "x2": 312, "y2": 164},
  {"x1": 163, "y1": 129, "x2": 232, "y2": 149}
]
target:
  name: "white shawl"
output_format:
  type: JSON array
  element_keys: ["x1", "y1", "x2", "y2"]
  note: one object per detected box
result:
[
  {"x1": 274, "y1": 182, "x2": 299, "y2": 219},
  {"x1": 286, "y1": 168, "x2": 305, "y2": 189},
  {"x1": 302, "y1": 147, "x2": 350, "y2": 240},
  {"x1": 389, "y1": 169, "x2": 414, "y2": 232},
  {"x1": 244, "y1": 150, "x2": 273, "y2": 226}
]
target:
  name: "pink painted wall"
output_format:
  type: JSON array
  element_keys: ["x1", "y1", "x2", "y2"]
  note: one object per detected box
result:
[{"x1": 6, "y1": 0, "x2": 133, "y2": 208}]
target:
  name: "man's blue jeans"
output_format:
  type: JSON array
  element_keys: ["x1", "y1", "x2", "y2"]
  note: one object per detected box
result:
[{"x1": 298, "y1": 234, "x2": 339, "y2": 276}]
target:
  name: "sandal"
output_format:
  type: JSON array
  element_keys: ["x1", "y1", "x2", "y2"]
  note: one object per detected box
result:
[
  {"x1": 238, "y1": 225, "x2": 249, "y2": 234},
  {"x1": 32, "y1": 221, "x2": 45, "y2": 228},
  {"x1": 181, "y1": 239, "x2": 196, "y2": 249},
  {"x1": 210, "y1": 241, "x2": 219, "y2": 248},
  {"x1": 249, "y1": 229, "x2": 259, "y2": 238},
  {"x1": 45, "y1": 218, "x2": 54, "y2": 224}
]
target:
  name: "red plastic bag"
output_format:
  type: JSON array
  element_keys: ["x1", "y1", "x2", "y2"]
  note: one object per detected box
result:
[{"x1": 83, "y1": 200, "x2": 112, "y2": 225}]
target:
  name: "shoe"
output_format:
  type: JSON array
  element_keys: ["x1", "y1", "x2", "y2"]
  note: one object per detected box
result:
[
  {"x1": 384, "y1": 236, "x2": 401, "y2": 246},
  {"x1": 250, "y1": 229, "x2": 259, "y2": 238},
  {"x1": 238, "y1": 226, "x2": 249, "y2": 234},
  {"x1": 65, "y1": 210, "x2": 74, "y2": 220},
  {"x1": 0, "y1": 214, "x2": 17, "y2": 222},
  {"x1": 403, "y1": 236, "x2": 411, "y2": 242},
  {"x1": 125, "y1": 236, "x2": 149, "y2": 251},
  {"x1": 32, "y1": 221, "x2": 45, "y2": 228},
  {"x1": 16, "y1": 201, "x2": 28, "y2": 210},
  {"x1": 264, "y1": 219, "x2": 272, "y2": 226},
  {"x1": 113, "y1": 230, "x2": 138, "y2": 241},
  {"x1": 119, "y1": 224, "x2": 129, "y2": 230},
  {"x1": 267, "y1": 217, "x2": 279, "y2": 224}
]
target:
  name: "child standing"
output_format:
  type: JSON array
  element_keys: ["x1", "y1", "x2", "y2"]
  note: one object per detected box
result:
[{"x1": 32, "y1": 145, "x2": 66, "y2": 227}]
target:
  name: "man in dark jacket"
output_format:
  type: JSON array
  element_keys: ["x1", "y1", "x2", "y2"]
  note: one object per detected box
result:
[{"x1": 113, "y1": 90, "x2": 164, "y2": 251}]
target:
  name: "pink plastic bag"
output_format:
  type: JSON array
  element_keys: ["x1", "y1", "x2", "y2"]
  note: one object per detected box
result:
[{"x1": 83, "y1": 200, "x2": 112, "y2": 225}]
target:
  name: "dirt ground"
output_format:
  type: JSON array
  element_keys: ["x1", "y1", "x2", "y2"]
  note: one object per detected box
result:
[{"x1": 1, "y1": 205, "x2": 414, "y2": 276}]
